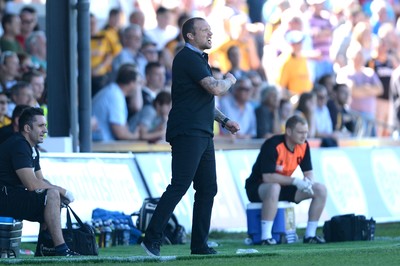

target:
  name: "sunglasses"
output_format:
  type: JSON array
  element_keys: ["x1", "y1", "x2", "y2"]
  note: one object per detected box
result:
[{"x1": 0, "y1": 51, "x2": 16, "y2": 65}]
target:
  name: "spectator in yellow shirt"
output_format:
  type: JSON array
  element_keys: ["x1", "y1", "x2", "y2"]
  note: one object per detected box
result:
[
  {"x1": 90, "y1": 13, "x2": 121, "y2": 97},
  {"x1": 277, "y1": 30, "x2": 313, "y2": 98}
]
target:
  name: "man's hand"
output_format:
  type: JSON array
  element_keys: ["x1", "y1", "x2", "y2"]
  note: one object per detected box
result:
[
  {"x1": 302, "y1": 179, "x2": 314, "y2": 195},
  {"x1": 63, "y1": 190, "x2": 75, "y2": 204},
  {"x1": 224, "y1": 120, "x2": 240, "y2": 135},
  {"x1": 224, "y1": 72, "x2": 237, "y2": 86},
  {"x1": 292, "y1": 178, "x2": 314, "y2": 195}
]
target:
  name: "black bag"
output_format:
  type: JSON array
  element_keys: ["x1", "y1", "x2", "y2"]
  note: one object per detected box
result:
[
  {"x1": 35, "y1": 205, "x2": 99, "y2": 256},
  {"x1": 132, "y1": 197, "x2": 186, "y2": 245},
  {"x1": 323, "y1": 214, "x2": 376, "y2": 242}
]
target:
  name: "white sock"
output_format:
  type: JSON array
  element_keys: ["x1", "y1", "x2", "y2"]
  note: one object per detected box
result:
[
  {"x1": 305, "y1": 221, "x2": 319, "y2": 238},
  {"x1": 261, "y1": 220, "x2": 274, "y2": 240}
]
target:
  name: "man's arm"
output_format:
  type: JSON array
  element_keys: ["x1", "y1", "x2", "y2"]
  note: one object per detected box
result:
[
  {"x1": 303, "y1": 170, "x2": 314, "y2": 183},
  {"x1": 262, "y1": 172, "x2": 294, "y2": 185},
  {"x1": 16, "y1": 168, "x2": 66, "y2": 196},
  {"x1": 199, "y1": 73, "x2": 236, "y2": 96},
  {"x1": 111, "y1": 123, "x2": 140, "y2": 140},
  {"x1": 214, "y1": 107, "x2": 240, "y2": 134},
  {"x1": 263, "y1": 171, "x2": 313, "y2": 193}
]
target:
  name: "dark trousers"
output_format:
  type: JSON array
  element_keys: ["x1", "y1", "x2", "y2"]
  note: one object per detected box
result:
[{"x1": 145, "y1": 135, "x2": 217, "y2": 251}]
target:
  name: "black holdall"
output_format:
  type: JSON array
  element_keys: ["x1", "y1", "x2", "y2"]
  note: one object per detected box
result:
[
  {"x1": 132, "y1": 197, "x2": 187, "y2": 245},
  {"x1": 35, "y1": 205, "x2": 99, "y2": 256},
  {"x1": 323, "y1": 214, "x2": 376, "y2": 242}
]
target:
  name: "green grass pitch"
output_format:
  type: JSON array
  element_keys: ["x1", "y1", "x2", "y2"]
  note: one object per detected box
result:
[{"x1": 1, "y1": 223, "x2": 399, "y2": 266}]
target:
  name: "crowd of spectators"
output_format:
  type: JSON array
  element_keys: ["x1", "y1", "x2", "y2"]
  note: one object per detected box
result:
[
  {"x1": 0, "y1": 1, "x2": 47, "y2": 140},
  {"x1": 0, "y1": 0, "x2": 400, "y2": 145}
]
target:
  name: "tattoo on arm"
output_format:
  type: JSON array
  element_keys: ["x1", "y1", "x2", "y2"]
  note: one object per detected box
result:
[
  {"x1": 214, "y1": 107, "x2": 226, "y2": 123},
  {"x1": 199, "y1": 76, "x2": 231, "y2": 96}
]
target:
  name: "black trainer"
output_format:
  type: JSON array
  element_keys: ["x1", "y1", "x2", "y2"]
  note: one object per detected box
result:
[
  {"x1": 141, "y1": 240, "x2": 161, "y2": 257},
  {"x1": 259, "y1": 238, "x2": 277, "y2": 245},
  {"x1": 303, "y1": 235, "x2": 326, "y2": 244},
  {"x1": 56, "y1": 249, "x2": 80, "y2": 256},
  {"x1": 191, "y1": 247, "x2": 218, "y2": 255}
]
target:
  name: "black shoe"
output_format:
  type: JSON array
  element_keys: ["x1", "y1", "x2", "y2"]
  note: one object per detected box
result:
[
  {"x1": 303, "y1": 235, "x2": 326, "y2": 244},
  {"x1": 56, "y1": 249, "x2": 80, "y2": 256},
  {"x1": 191, "y1": 247, "x2": 218, "y2": 255},
  {"x1": 259, "y1": 238, "x2": 277, "y2": 245},
  {"x1": 141, "y1": 240, "x2": 161, "y2": 257}
]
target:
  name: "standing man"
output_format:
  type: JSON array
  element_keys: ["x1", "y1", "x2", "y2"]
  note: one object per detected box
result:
[
  {"x1": 245, "y1": 115, "x2": 327, "y2": 245},
  {"x1": 141, "y1": 17, "x2": 239, "y2": 257},
  {"x1": 0, "y1": 107, "x2": 78, "y2": 256}
]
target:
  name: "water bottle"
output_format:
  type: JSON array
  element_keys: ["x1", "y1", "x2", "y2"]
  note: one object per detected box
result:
[
  {"x1": 109, "y1": 219, "x2": 117, "y2": 246},
  {"x1": 98, "y1": 220, "x2": 105, "y2": 248},
  {"x1": 113, "y1": 220, "x2": 121, "y2": 245},
  {"x1": 103, "y1": 221, "x2": 112, "y2": 248},
  {"x1": 122, "y1": 220, "x2": 130, "y2": 246},
  {"x1": 118, "y1": 220, "x2": 126, "y2": 245},
  {"x1": 91, "y1": 220, "x2": 101, "y2": 248}
]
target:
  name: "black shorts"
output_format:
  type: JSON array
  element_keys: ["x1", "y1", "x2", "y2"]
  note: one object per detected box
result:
[
  {"x1": 246, "y1": 182, "x2": 297, "y2": 203},
  {"x1": 0, "y1": 186, "x2": 47, "y2": 223}
]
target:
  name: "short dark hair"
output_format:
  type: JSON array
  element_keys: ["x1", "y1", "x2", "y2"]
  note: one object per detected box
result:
[
  {"x1": 333, "y1": 83, "x2": 348, "y2": 93},
  {"x1": 10, "y1": 81, "x2": 31, "y2": 97},
  {"x1": 182, "y1": 17, "x2": 205, "y2": 43},
  {"x1": 153, "y1": 91, "x2": 171, "y2": 107},
  {"x1": 20, "y1": 6, "x2": 37, "y2": 15},
  {"x1": 18, "y1": 107, "x2": 44, "y2": 132},
  {"x1": 12, "y1": 104, "x2": 30, "y2": 125},
  {"x1": 116, "y1": 63, "x2": 138, "y2": 85},
  {"x1": 109, "y1": 8, "x2": 121, "y2": 17},
  {"x1": 285, "y1": 115, "x2": 307, "y2": 130},
  {"x1": 1, "y1": 13, "x2": 17, "y2": 31},
  {"x1": 22, "y1": 69, "x2": 43, "y2": 83},
  {"x1": 156, "y1": 6, "x2": 169, "y2": 15},
  {"x1": 312, "y1": 83, "x2": 327, "y2": 94},
  {"x1": 145, "y1": 62, "x2": 163, "y2": 76}
]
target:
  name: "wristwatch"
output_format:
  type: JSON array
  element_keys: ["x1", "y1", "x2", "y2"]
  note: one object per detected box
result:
[{"x1": 222, "y1": 117, "x2": 230, "y2": 128}]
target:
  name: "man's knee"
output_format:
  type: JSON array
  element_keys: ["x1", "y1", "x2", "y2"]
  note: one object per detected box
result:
[
  {"x1": 313, "y1": 183, "x2": 327, "y2": 199},
  {"x1": 45, "y1": 188, "x2": 61, "y2": 202},
  {"x1": 259, "y1": 183, "x2": 281, "y2": 201}
]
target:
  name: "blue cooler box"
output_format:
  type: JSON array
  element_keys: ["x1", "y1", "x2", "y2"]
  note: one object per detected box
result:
[
  {"x1": 246, "y1": 202, "x2": 297, "y2": 244},
  {"x1": 0, "y1": 217, "x2": 23, "y2": 258}
]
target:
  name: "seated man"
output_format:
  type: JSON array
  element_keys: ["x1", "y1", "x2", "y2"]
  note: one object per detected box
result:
[
  {"x1": 92, "y1": 63, "x2": 141, "y2": 141},
  {"x1": 0, "y1": 107, "x2": 79, "y2": 256},
  {"x1": 245, "y1": 115, "x2": 327, "y2": 245}
]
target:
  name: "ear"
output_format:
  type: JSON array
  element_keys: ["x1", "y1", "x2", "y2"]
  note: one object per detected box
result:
[
  {"x1": 187, "y1": 32, "x2": 194, "y2": 40},
  {"x1": 24, "y1": 124, "x2": 31, "y2": 133}
]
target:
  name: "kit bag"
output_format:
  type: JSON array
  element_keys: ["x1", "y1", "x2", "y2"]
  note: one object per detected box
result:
[
  {"x1": 35, "y1": 205, "x2": 99, "y2": 256},
  {"x1": 132, "y1": 197, "x2": 186, "y2": 245},
  {"x1": 323, "y1": 214, "x2": 376, "y2": 242}
]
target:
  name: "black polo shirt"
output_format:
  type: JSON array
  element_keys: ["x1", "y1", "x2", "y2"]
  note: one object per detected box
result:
[
  {"x1": 0, "y1": 133, "x2": 40, "y2": 187},
  {"x1": 166, "y1": 46, "x2": 214, "y2": 142}
]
